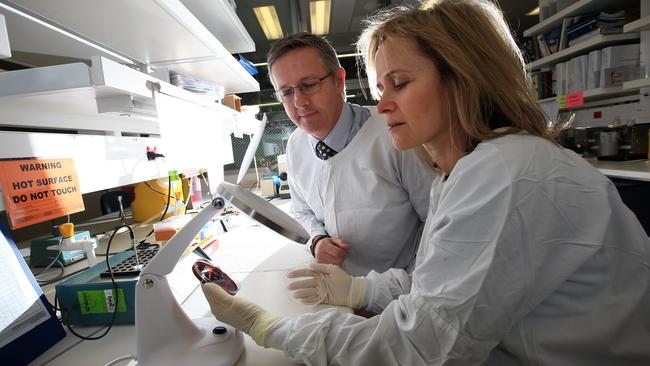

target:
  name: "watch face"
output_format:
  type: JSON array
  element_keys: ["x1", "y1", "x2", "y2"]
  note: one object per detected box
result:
[{"x1": 192, "y1": 259, "x2": 238, "y2": 295}]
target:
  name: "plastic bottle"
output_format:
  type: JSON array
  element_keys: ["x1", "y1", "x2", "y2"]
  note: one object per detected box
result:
[
  {"x1": 174, "y1": 190, "x2": 185, "y2": 216},
  {"x1": 132, "y1": 178, "x2": 172, "y2": 222},
  {"x1": 191, "y1": 176, "x2": 203, "y2": 208},
  {"x1": 169, "y1": 170, "x2": 185, "y2": 216}
]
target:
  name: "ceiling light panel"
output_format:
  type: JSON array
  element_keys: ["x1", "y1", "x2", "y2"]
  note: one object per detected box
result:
[
  {"x1": 253, "y1": 5, "x2": 283, "y2": 40},
  {"x1": 310, "y1": 0, "x2": 331, "y2": 36}
]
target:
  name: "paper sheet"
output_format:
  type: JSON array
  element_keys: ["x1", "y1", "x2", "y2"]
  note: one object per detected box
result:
[{"x1": 0, "y1": 232, "x2": 49, "y2": 348}]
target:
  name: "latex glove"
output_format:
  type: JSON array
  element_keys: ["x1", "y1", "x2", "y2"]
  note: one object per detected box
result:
[
  {"x1": 286, "y1": 263, "x2": 366, "y2": 309},
  {"x1": 314, "y1": 237, "x2": 351, "y2": 266},
  {"x1": 202, "y1": 283, "x2": 282, "y2": 347}
]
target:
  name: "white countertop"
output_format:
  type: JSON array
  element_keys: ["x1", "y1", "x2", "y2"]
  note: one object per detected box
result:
[
  {"x1": 588, "y1": 159, "x2": 650, "y2": 181},
  {"x1": 29, "y1": 212, "x2": 342, "y2": 366}
]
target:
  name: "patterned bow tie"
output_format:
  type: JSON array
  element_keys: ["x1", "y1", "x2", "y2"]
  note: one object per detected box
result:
[{"x1": 315, "y1": 140, "x2": 337, "y2": 160}]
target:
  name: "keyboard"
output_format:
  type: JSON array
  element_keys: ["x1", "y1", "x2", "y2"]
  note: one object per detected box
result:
[{"x1": 99, "y1": 248, "x2": 158, "y2": 278}]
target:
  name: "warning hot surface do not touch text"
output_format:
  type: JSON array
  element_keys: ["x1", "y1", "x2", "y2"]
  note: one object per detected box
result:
[{"x1": 0, "y1": 158, "x2": 85, "y2": 229}]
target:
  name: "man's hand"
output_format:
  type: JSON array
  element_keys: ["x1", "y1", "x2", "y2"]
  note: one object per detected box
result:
[
  {"x1": 286, "y1": 263, "x2": 366, "y2": 308},
  {"x1": 314, "y1": 237, "x2": 351, "y2": 265},
  {"x1": 202, "y1": 283, "x2": 282, "y2": 347}
]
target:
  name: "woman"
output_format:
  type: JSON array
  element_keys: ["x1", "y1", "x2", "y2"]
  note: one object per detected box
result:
[{"x1": 202, "y1": 1, "x2": 650, "y2": 364}]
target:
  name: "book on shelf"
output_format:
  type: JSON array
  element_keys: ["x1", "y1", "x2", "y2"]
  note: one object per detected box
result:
[
  {"x1": 567, "y1": 27, "x2": 623, "y2": 47},
  {"x1": 532, "y1": 10, "x2": 624, "y2": 57},
  {"x1": 600, "y1": 44, "x2": 641, "y2": 87},
  {"x1": 566, "y1": 11, "x2": 626, "y2": 47},
  {"x1": 555, "y1": 62, "x2": 566, "y2": 96},
  {"x1": 587, "y1": 49, "x2": 601, "y2": 89},
  {"x1": 529, "y1": 69, "x2": 555, "y2": 100},
  {"x1": 558, "y1": 18, "x2": 572, "y2": 51},
  {"x1": 545, "y1": 27, "x2": 562, "y2": 54},
  {"x1": 536, "y1": 34, "x2": 551, "y2": 58},
  {"x1": 565, "y1": 55, "x2": 589, "y2": 94},
  {"x1": 522, "y1": 37, "x2": 540, "y2": 62}
]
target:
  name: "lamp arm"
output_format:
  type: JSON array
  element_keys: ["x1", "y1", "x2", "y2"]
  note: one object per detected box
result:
[{"x1": 141, "y1": 196, "x2": 225, "y2": 277}]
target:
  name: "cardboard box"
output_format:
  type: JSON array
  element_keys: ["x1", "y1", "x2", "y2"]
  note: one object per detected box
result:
[
  {"x1": 222, "y1": 94, "x2": 241, "y2": 112},
  {"x1": 260, "y1": 176, "x2": 276, "y2": 197}
]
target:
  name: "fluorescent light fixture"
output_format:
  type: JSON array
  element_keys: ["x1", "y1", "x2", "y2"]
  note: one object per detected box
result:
[
  {"x1": 0, "y1": 2, "x2": 135, "y2": 65},
  {"x1": 337, "y1": 52, "x2": 361, "y2": 59},
  {"x1": 253, "y1": 5, "x2": 283, "y2": 40},
  {"x1": 252, "y1": 52, "x2": 361, "y2": 67},
  {"x1": 310, "y1": 0, "x2": 331, "y2": 35},
  {"x1": 345, "y1": 93, "x2": 355, "y2": 98},
  {"x1": 527, "y1": 7, "x2": 540, "y2": 16},
  {"x1": 250, "y1": 101, "x2": 281, "y2": 107}
]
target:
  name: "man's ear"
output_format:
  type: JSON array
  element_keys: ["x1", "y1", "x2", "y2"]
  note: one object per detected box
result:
[{"x1": 335, "y1": 67, "x2": 346, "y2": 92}]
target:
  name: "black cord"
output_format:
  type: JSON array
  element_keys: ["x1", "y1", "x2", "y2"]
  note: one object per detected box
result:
[
  {"x1": 40, "y1": 265, "x2": 90, "y2": 286},
  {"x1": 143, "y1": 181, "x2": 167, "y2": 196},
  {"x1": 61, "y1": 223, "x2": 136, "y2": 340},
  {"x1": 219, "y1": 219, "x2": 228, "y2": 233},
  {"x1": 160, "y1": 175, "x2": 172, "y2": 221}
]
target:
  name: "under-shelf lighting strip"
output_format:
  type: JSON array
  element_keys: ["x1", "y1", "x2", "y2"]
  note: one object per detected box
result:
[{"x1": 0, "y1": 1, "x2": 136, "y2": 65}]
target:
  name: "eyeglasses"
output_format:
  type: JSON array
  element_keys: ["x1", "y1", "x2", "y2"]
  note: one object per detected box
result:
[{"x1": 273, "y1": 73, "x2": 332, "y2": 102}]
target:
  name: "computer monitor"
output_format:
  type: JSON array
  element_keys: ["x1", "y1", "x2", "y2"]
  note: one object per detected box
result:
[{"x1": 236, "y1": 113, "x2": 267, "y2": 186}]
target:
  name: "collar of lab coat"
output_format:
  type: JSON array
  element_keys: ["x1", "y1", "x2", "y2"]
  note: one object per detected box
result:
[{"x1": 308, "y1": 103, "x2": 368, "y2": 153}]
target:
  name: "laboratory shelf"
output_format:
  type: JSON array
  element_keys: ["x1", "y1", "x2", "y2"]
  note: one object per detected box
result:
[
  {"x1": 0, "y1": 0, "x2": 258, "y2": 94},
  {"x1": 624, "y1": 16, "x2": 650, "y2": 33},
  {"x1": 0, "y1": 55, "x2": 242, "y2": 201},
  {"x1": 537, "y1": 87, "x2": 638, "y2": 111},
  {"x1": 527, "y1": 33, "x2": 640, "y2": 70},
  {"x1": 623, "y1": 77, "x2": 650, "y2": 90},
  {"x1": 524, "y1": 0, "x2": 638, "y2": 38}
]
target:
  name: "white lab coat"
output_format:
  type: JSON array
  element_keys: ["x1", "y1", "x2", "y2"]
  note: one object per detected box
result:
[
  {"x1": 286, "y1": 112, "x2": 433, "y2": 276},
  {"x1": 268, "y1": 133, "x2": 650, "y2": 365}
]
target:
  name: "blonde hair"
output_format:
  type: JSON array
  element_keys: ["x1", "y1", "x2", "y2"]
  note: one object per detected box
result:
[{"x1": 357, "y1": 0, "x2": 554, "y2": 148}]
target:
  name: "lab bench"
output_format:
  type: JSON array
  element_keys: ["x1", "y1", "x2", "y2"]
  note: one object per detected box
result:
[
  {"x1": 27, "y1": 207, "x2": 340, "y2": 366},
  {"x1": 589, "y1": 159, "x2": 650, "y2": 235},
  {"x1": 590, "y1": 158, "x2": 650, "y2": 182}
]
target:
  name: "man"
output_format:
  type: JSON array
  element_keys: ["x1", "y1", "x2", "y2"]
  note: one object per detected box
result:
[{"x1": 267, "y1": 32, "x2": 434, "y2": 276}]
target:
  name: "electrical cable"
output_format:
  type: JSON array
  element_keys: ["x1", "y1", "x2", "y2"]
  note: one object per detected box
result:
[
  {"x1": 61, "y1": 223, "x2": 136, "y2": 340},
  {"x1": 35, "y1": 258, "x2": 65, "y2": 285},
  {"x1": 143, "y1": 181, "x2": 167, "y2": 196},
  {"x1": 32, "y1": 243, "x2": 63, "y2": 278},
  {"x1": 139, "y1": 174, "x2": 172, "y2": 245},
  {"x1": 40, "y1": 264, "x2": 90, "y2": 286}
]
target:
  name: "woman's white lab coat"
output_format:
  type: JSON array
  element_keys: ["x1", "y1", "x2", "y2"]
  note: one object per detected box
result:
[{"x1": 267, "y1": 133, "x2": 650, "y2": 365}]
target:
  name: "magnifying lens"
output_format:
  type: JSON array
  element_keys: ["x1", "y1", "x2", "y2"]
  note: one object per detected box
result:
[{"x1": 192, "y1": 259, "x2": 238, "y2": 295}]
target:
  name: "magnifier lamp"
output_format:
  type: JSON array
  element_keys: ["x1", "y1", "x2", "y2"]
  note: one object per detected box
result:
[{"x1": 129, "y1": 181, "x2": 309, "y2": 366}]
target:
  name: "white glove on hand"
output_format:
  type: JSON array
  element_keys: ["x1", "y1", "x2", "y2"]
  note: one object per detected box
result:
[
  {"x1": 286, "y1": 263, "x2": 366, "y2": 309},
  {"x1": 202, "y1": 283, "x2": 282, "y2": 347}
]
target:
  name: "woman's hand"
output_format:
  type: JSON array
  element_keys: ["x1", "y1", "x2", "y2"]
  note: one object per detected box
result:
[{"x1": 202, "y1": 283, "x2": 282, "y2": 347}]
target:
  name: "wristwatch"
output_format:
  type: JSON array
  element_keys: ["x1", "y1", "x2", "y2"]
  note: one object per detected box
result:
[{"x1": 310, "y1": 234, "x2": 330, "y2": 257}]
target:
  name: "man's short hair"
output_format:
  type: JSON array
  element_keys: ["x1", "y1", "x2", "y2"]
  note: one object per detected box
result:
[{"x1": 267, "y1": 32, "x2": 341, "y2": 83}]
